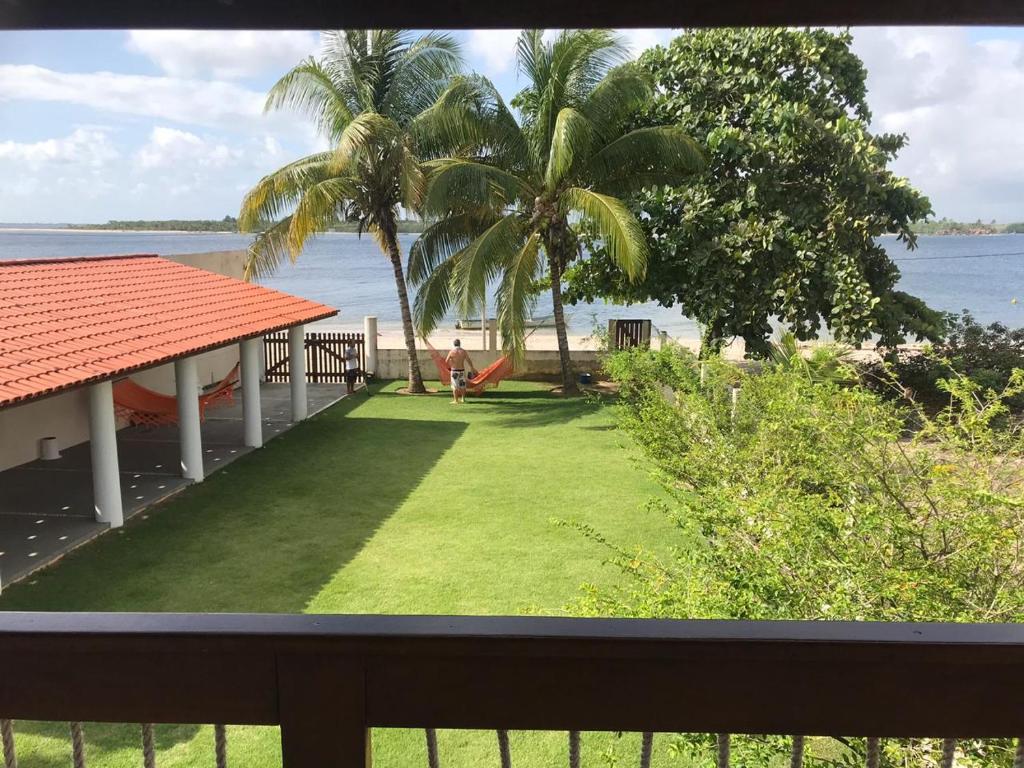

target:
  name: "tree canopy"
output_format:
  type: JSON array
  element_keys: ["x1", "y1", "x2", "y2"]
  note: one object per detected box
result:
[
  {"x1": 408, "y1": 30, "x2": 704, "y2": 390},
  {"x1": 239, "y1": 30, "x2": 463, "y2": 392},
  {"x1": 567, "y1": 28, "x2": 944, "y2": 356}
]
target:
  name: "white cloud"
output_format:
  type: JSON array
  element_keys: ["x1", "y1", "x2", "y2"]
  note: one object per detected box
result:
[
  {"x1": 0, "y1": 128, "x2": 120, "y2": 208},
  {"x1": 852, "y1": 27, "x2": 1024, "y2": 220},
  {"x1": 126, "y1": 31, "x2": 319, "y2": 79},
  {"x1": 466, "y1": 30, "x2": 522, "y2": 76},
  {"x1": 0, "y1": 64, "x2": 273, "y2": 130},
  {"x1": 0, "y1": 127, "x2": 119, "y2": 170},
  {"x1": 618, "y1": 29, "x2": 675, "y2": 56},
  {"x1": 135, "y1": 126, "x2": 240, "y2": 170}
]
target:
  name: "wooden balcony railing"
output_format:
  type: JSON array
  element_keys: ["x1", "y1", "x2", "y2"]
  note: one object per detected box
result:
[{"x1": 3, "y1": 613, "x2": 1024, "y2": 768}]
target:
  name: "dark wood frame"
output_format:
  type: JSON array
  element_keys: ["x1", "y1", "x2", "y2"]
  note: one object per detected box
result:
[
  {"x1": 2, "y1": 0, "x2": 1024, "y2": 29},
  {"x1": 4, "y1": 613, "x2": 1024, "y2": 754}
]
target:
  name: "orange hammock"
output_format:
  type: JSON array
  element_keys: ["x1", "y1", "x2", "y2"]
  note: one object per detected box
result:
[
  {"x1": 423, "y1": 341, "x2": 514, "y2": 394},
  {"x1": 113, "y1": 363, "x2": 240, "y2": 427}
]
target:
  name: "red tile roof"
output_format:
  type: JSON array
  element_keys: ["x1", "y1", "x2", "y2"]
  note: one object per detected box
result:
[{"x1": 0, "y1": 255, "x2": 338, "y2": 408}]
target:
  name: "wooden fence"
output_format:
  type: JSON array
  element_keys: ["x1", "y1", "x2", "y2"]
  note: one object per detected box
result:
[
  {"x1": 612, "y1": 319, "x2": 652, "y2": 350},
  {"x1": 264, "y1": 331, "x2": 365, "y2": 383}
]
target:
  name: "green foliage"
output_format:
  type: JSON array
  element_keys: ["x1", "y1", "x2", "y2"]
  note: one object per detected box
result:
[
  {"x1": 766, "y1": 330, "x2": 856, "y2": 384},
  {"x1": 408, "y1": 30, "x2": 704, "y2": 385},
  {"x1": 862, "y1": 311, "x2": 1024, "y2": 411},
  {"x1": 910, "y1": 217, "x2": 1003, "y2": 235},
  {"x1": 566, "y1": 28, "x2": 943, "y2": 357},
  {"x1": 575, "y1": 345, "x2": 1024, "y2": 767},
  {"x1": 239, "y1": 30, "x2": 463, "y2": 392},
  {"x1": 582, "y1": 345, "x2": 1024, "y2": 764},
  {"x1": 1004, "y1": 222, "x2": 1024, "y2": 234},
  {"x1": 239, "y1": 30, "x2": 462, "y2": 279},
  {"x1": 68, "y1": 217, "x2": 239, "y2": 232}
]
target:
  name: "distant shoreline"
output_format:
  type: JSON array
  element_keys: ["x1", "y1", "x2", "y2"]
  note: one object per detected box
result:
[{"x1": 0, "y1": 227, "x2": 419, "y2": 236}]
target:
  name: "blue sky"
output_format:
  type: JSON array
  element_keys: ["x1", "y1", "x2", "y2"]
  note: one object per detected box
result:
[{"x1": 1, "y1": 28, "x2": 1023, "y2": 223}]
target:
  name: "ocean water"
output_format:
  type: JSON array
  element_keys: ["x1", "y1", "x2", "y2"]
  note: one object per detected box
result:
[{"x1": 1, "y1": 229, "x2": 1021, "y2": 336}]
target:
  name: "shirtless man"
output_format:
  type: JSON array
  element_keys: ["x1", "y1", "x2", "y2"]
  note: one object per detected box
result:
[{"x1": 445, "y1": 339, "x2": 475, "y2": 404}]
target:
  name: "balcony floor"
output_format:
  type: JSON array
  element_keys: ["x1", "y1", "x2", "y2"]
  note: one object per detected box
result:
[{"x1": 0, "y1": 383, "x2": 349, "y2": 588}]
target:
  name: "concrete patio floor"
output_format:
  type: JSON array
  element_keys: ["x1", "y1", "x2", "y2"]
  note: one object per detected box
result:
[{"x1": 0, "y1": 383, "x2": 349, "y2": 588}]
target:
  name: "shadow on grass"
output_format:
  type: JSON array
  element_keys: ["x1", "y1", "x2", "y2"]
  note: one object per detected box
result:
[
  {"x1": 15, "y1": 721, "x2": 205, "y2": 765},
  {"x1": 470, "y1": 389, "x2": 606, "y2": 429},
  {"x1": 0, "y1": 390, "x2": 466, "y2": 613}
]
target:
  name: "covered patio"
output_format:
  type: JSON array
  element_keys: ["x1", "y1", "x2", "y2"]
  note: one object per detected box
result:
[
  {"x1": 0, "y1": 384, "x2": 347, "y2": 585},
  {"x1": 0, "y1": 255, "x2": 338, "y2": 587}
]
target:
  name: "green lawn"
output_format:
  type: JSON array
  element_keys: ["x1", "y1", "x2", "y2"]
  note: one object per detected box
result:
[{"x1": 1, "y1": 382, "x2": 678, "y2": 768}]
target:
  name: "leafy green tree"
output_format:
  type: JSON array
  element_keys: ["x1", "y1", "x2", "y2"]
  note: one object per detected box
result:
[
  {"x1": 567, "y1": 28, "x2": 943, "y2": 357},
  {"x1": 239, "y1": 30, "x2": 462, "y2": 393},
  {"x1": 408, "y1": 30, "x2": 704, "y2": 392}
]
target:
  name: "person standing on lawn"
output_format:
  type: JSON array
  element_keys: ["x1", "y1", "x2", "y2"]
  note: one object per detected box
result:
[
  {"x1": 445, "y1": 339, "x2": 475, "y2": 404},
  {"x1": 344, "y1": 342, "x2": 360, "y2": 395}
]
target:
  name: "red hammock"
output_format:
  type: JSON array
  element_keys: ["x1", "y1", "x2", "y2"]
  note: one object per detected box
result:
[
  {"x1": 423, "y1": 341, "x2": 514, "y2": 394},
  {"x1": 113, "y1": 363, "x2": 240, "y2": 426}
]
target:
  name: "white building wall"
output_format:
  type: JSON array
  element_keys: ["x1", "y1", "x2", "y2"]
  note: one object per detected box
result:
[
  {"x1": 373, "y1": 348, "x2": 602, "y2": 381},
  {"x1": 0, "y1": 250, "x2": 248, "y2": 471}
]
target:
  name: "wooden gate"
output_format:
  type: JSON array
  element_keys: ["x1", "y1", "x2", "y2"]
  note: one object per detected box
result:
[
  {"x1": 612, "y1": 319, "x2": 652, "y2": 350},
  {"x1": 264, "y1": 331, "x2": 365, "y2": 383}
]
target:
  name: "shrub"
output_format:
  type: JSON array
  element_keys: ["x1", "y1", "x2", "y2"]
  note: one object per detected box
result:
[
  {"x1": 862, "y1": 311, "x2": 1024, "y2": 411},
  {"x1": 572, "y1": 346, "x2": 1024, "y2": 767}
]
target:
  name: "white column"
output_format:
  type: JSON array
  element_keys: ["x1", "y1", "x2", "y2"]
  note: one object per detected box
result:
[
  {"x1": 88, "y1": 381, "x2": 123, "y2": 528},
  {"x1": 240, "y1": 337, "x2": 263, "y2": 448},
  {"x1": 288, "y1": 325, "x2": 308, "y2": 421},
  {"x1": 363, "y1": 316, "x2": 378, "y2": 377},
  {"x1": 481, "y1": 292, "x2": 488, "y2": 351},
  {"x1": 175, "y1": 356, "x2": 204, "y2": 482}
]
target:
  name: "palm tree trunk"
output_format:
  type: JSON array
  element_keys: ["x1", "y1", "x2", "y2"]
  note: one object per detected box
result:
[
  {"x1": 547, "y1": 249, "x2": 577, "y2": 394},
  {"x1": 383, "y1": 230, "x2": 426, "y2": 393}
]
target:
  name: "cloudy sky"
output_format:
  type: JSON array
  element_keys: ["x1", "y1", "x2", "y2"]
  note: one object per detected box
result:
[{"x1": 1, "y1": 27, "x2": 1022, "y2": 224}]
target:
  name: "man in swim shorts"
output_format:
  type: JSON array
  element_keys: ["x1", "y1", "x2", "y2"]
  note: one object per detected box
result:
[{"x1": 445, "y1": 339, "x2": 475, "y2": 404}]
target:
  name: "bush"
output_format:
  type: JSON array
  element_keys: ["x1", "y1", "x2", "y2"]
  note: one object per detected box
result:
[
  {"x1": 862, "y1": 311, "x2": 1024, "y2": 411},
  {"x1": 570, "y1": 346, "x2": 1024, "y2": 767}
]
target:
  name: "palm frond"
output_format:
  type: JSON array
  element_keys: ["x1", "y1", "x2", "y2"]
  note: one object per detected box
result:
[
  {"x1": 264, "y1": 58, "x2": 356, "y2": 141},
  {"x1": 244, "y1": 217, "x2": 294, "y2": 281},
  {"x1": 519, "y1": 29, "x2": 628, "y2": 160},
  {"x1": 413, "y1": 253, "x2": 458, "y2": 337},
  {"x1": 383, "y1": 32, "x2": 464, "y2": 125},
  {"x1": 450, "y1": 216, "x2": 525, "y2": 317},
  {"x1": 286, "y1": 176, "x2": 358, "y2": 256},
  {"x1": 412, "y1": 75, "x2": 530, "y2": 170},
  {"x1": 579, "y1": 64, "x2": 653, "y2": 143},
  {"x1": 332, "y1": 112, "x2": 400, "y2": 172},
  {"x1": 588, "y1": 127, "x2": 706, "y2": 195},
  {"x1": 407, "y1": 211, "x2": 500, "y2": 286},
  {"x1": 564, "y1": 186, "x2": 648, "y2": 281},
  {"x1": 238, "y1": 152, "x2": 335, "y2": 232},
  {"x1": 422, "y1": 158, "x2": 534, "y2": 216},
  {"x1": 397, "y1": 140, "x2": 427, "y2": 213},
  {"x1": 545, "y1": 107, "x2": 594, "y2": 191},
  {"x1": 496, "y1": 232, "x2": 544, "y2": 362}
]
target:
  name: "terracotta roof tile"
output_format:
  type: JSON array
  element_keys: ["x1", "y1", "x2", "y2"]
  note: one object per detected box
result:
[{"x1": 0, "y1": 255, "x2": 337, "y2": 408}]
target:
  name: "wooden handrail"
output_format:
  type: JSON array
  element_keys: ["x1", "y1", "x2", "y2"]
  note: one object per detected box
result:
[{"x1": 3, "y1": 613, "x2": 1024, "y2": 767}]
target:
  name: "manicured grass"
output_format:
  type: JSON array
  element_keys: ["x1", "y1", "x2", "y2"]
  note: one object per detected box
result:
[{"x1": 1, "y1": 382, "x2": 677, "y2": 768}]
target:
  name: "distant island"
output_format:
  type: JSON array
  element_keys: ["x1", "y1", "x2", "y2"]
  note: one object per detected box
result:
[
  {"x1": 911, "y1": 217, "x2": 1024, "y2": 236},
  {"x1": 65, "y1": 216, "x2": 427, "y2": 234}
]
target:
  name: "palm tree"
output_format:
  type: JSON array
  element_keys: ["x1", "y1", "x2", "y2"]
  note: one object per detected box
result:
[
  {"x1": 409, "y1": 29, "x2": 704, "y2": 393},
  {"x1": 239, "y1": 30, "x2": 462, "y2": 394}
]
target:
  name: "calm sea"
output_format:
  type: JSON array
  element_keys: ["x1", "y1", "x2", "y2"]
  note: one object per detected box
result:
[{"x1": 1, "y1": 229, "x2": 1021, "y2": 336}]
